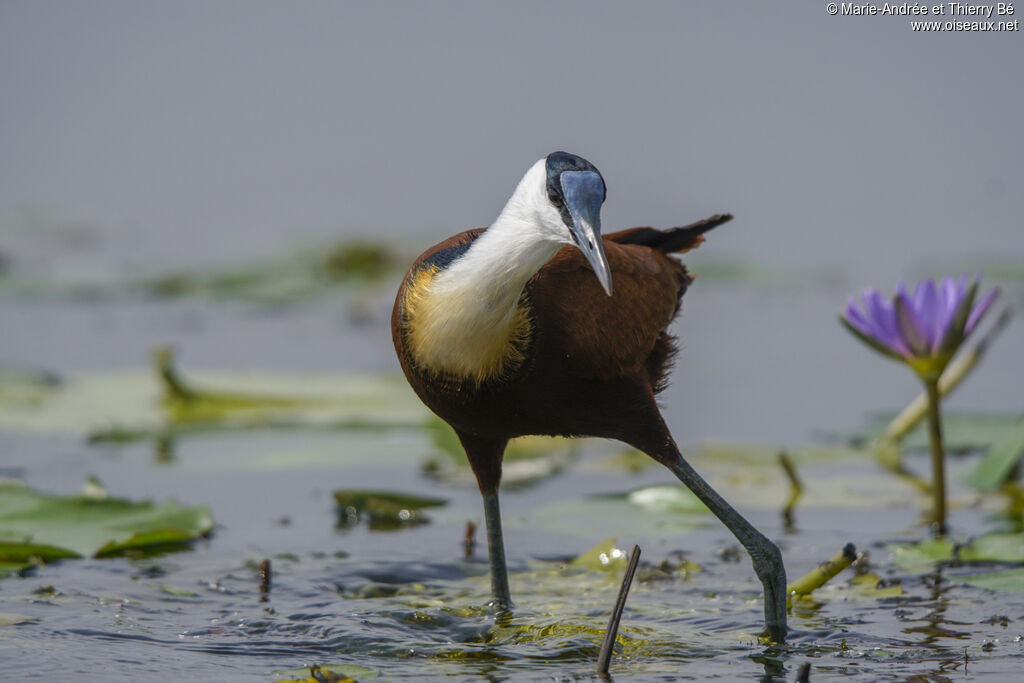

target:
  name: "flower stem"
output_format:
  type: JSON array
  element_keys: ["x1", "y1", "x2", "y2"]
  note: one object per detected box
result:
[
  {"x1": 881, "y1": 308, "x2": 1011, "y2": 444},
  {"x1": 924, "y1": 377, "x2": 948, "y2": 535}
]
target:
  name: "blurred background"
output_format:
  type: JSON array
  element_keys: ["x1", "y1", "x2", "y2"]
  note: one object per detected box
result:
[
  {"x1": 2, "y1": 1, "x2": 1021, "y2": 442},
  {"x1": 2, "y1": 5, "x2": 1023, "y2": 679}
]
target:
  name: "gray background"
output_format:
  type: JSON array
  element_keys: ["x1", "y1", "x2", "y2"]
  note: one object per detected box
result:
[
  {"x1": 3, "y1": 2, "x2": 1020, "y2": 268},
  {"x1": 1, "y1": 1, "x2": 1021, "y2": 441}
]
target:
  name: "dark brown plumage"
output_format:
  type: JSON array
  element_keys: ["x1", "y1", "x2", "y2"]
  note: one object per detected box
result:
[
  {"x1": 392, "y1": 215, "x2": 727, "y2": 477},
  {"x1": 390, "y1": 153, "x2": 786, "y2": 642}
]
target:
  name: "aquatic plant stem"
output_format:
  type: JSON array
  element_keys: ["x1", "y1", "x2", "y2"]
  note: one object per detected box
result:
[
  {"x1": 778, "y1": 451, "x2": 803, "y2": 530},
  {"x1": 925, "y1": 377, "x2": 948, "y2": 535},
  {"x1": 597, "y1": 544, "x2": 641, "y2": 675},
  {"x1": 786, "y1": 543, "x2": 856, "y2": 604},
  {"x1": 880, "y1": 308, "x2": 1011, "y2": 444}
]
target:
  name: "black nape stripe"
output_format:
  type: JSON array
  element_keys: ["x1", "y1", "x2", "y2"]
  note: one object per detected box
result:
[
  {"x1": 422, "y1": 234, "x2": 480, "y2": 271},
  {"x1": 544, "y1": 152, "x2": 606, "y2": 225}
]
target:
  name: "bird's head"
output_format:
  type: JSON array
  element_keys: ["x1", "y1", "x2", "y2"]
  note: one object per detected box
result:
[{"x1": 498, "y1": 151, "x2": 613, "y2": 296}]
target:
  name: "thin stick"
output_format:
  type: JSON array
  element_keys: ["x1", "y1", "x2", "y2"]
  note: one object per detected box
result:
[
  {"x1": 795, "y1": 661, "x2": 811, "y2": 683},
  {"x1": 880, "y1": 308, "x2": 1011, "y2": 444},
  {"x1": 786, "y1": 543, "x2": 856, "y2": 605},
  {"x1": 463, "y1": 520, "x2": 477, "y2": 559},
  {"x1": 597, "y1": 544, "x2": 641, "y2": 675}
]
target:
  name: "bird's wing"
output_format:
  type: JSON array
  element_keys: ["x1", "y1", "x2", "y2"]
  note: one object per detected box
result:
[{"x1": 528, "y1": 240, "x2": 686, "y2": 381}]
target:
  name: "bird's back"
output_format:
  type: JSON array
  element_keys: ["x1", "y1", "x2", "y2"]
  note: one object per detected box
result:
[
  {"x1": 527, "y1": 214, "x2": 730, "y2": 392},
  {"x1": 526, "y1": 234, "x2": 688, "y2": 390}
]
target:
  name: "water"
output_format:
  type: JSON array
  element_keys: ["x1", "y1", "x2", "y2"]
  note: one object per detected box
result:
[
  {"x1": 2, "y1": 3, "x2": 1023, "y2": 680},
  {"x1": 0, "y1": 271, "x2": 1022, "y2": 680}
]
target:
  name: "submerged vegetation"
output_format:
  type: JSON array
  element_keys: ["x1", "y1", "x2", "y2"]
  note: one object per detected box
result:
[{"x1": 0, "y1": 232, "x2": 403, "y2": 304}]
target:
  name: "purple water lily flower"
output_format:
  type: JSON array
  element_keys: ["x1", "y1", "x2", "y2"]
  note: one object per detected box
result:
[
  {"x1": 841, "y1": 275, "x2": 1000, "y2": 535},
  {"x1": 841, "y1": 276, "x2": 999, "y2": 377}
]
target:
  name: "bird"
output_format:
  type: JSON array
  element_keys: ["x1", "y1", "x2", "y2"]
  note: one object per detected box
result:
[{"x1": 391, "y1": 151, "x2": 787, "y2": 642}]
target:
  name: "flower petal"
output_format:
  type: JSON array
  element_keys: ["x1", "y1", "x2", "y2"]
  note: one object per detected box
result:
[
  {"x1": 939, "y1": 279, "x2": 979, "y2": 354},
  {"x1": 842, "y1": 297, "x2": 875, "y2": 338},
  {"x1": 932, "y1": 276, "x2": 961, "y2": 353},
  {"x1": 865, "y1": 289, "x2": 909, "y2": 356},
  {"x1": 839, "y1": 315, "x2": 907, "y2": 362},
  {"x1": 895, "y1": 285, "x2": 930, "y2": 356},
  {"x1": 965, "y1": 287, "x2": 1000, "y2": 337},
  {"x1": 915, "y1": 279, "x2": 942, "y2": 350}
]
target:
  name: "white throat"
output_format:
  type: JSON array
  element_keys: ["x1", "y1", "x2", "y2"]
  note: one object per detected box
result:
[{"x1": 405, "y1": 159, "x2": 568, "y2": 381}]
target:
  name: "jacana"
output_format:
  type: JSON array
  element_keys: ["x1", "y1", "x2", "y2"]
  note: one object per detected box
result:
[{"x1": 391, "y1": 151, "x2": 787, "y2": 642}]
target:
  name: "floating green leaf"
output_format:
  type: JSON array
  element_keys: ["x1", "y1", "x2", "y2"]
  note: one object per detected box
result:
[
  {"x1": 889, "y1": 533, "x2": 1024, "y2": 574},
  {"x1": 625, "y1": 485, "x2": 710, "y2": 514},
  {"x1": 849, "y1": 573, "x2": 903, "y2": 599},
  {"x1": 960, "y1": 568, "x2": 1024, "y2": 592},
  {"x1": 274, "y1": 663, "x2": 376, "y2": 682},
  {"x1": 0, "y1": 613, "x2": 38, "y2": 626},
  {"x1": 889, "y1": 537, "x2": 958, "y2": 574},
  {"x1": 0, "y1": 364, "x2": 426, "y2": 438},
  {"x1": 857, "y1": 412, "x2": 1024, "y2": 453},
  {"x1": 966, "y1": 421, "x2": 1024, "y2": 491},
  {"x1": 0, "y1": 210, "x2": 402, "y2": 303},
  {"x1": 0, "y1": 481, "x2": 213, "y2": 570},
  {"x1": 962, "y1": 533, "x2": 1024, "y2": 563},
  {"x1": 570, "y1": 537, "x2": 629, "y2": 572},
  {"x1": 141, "y1": 240, "x2": 399, "y2": 303},
  {"x1": 0, "y1": 366, "x2": 59, "y2": 407},
  {"x1": 334, "y1": 490, "x2": 447, "y2": 531},
  {"x1": 147, "y1": 582, "x2": 200, "y2": 598},
  {"x1": 423, "y1": 415, "x2": 575, "y2": 487}
]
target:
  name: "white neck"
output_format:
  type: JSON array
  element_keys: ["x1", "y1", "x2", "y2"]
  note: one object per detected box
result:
[
  {"x1": 432, "y1": 158, "x2": 563, "y2": 319},
  {"x1": 405, "y1": 159, "x2": 567, "y2": 381}
]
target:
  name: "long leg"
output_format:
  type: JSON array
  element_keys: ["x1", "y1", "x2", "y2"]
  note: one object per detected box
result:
[
  {"x1": 481, "y1": 490, "x2": 511, "y2": 607},
  {"x1": 632, "y1": 422, "x2": 787, "y2": 642},
  {"x1": 668, "y1": 455, "x2": 787, "y2": 642},
  {"x1": 456, "y1": 431, "x2": 512, "y2": 608}
]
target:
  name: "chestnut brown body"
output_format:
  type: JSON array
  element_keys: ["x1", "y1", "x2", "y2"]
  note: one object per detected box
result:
[
  {"x1": 392, "y1": 217, "x2": 728, "y2": 492},
  {"x1": 390, "y1": 208, "x2": 787, "y2": 642}
]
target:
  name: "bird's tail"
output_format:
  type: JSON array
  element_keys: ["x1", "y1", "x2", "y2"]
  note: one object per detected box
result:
[{"x1": 610, "y1": 214, "x2": 732, "y2": 254}]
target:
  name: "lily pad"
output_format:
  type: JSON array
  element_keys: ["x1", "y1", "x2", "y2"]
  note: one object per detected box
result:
[
  {"x1": 334, "y1": 490, "x2": 447, "y2": 531},
  {"x1": 966, "y1": 421, "x2": 1024, "y2": 491},
  {"x1": 0, "y1": 480, "x2": 213, "y2": 571},
  {"x1": 0, "y1": 366, "x2": 60, "y2": 407},
  {"x1": 142, "y1": 240, "x2": 399, "y2": 303},
  {"x1": 274, "y1": 663, "x2": 376, "y2": 682},
  {"x1": 849, "y1": 573, "x2": 903, "y2": 599},
  {"x1": 889, "y1": 533, "x2": 1024, "y2": 574},
  {"x1": 707, "y1": 442, "x2": 862, "y2": 463},
  {"x1": 961, "y1": 568, "x2": 1024, "y2": 592},
  {"x1": 856, "y1": 412, "x2": 1024, "y2": 453},
  {"x1": 423, "y1": 416, "x2": 576, "y2": 487},
  {"x1": 962, "y1": 533, "x2": 1024, "y2": 563},
  {"x1": 0, "y1": 223, "x2": 401, "y2": 303},
  {"x1": 0, "y1": 613, "x2": 38, "y2": 626},
  {"x1": 888, "y1": 537, "x2": 956, "y2": 574},
  {"x1": 570, "y1": 537, "x2": 629, "y2": 572},
  {"x1": 624, "y1": 485, "x2": 710, "y2": 514},
  {"x1": 0, "y1": 359, "x2": 427, "y2": 439}
]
